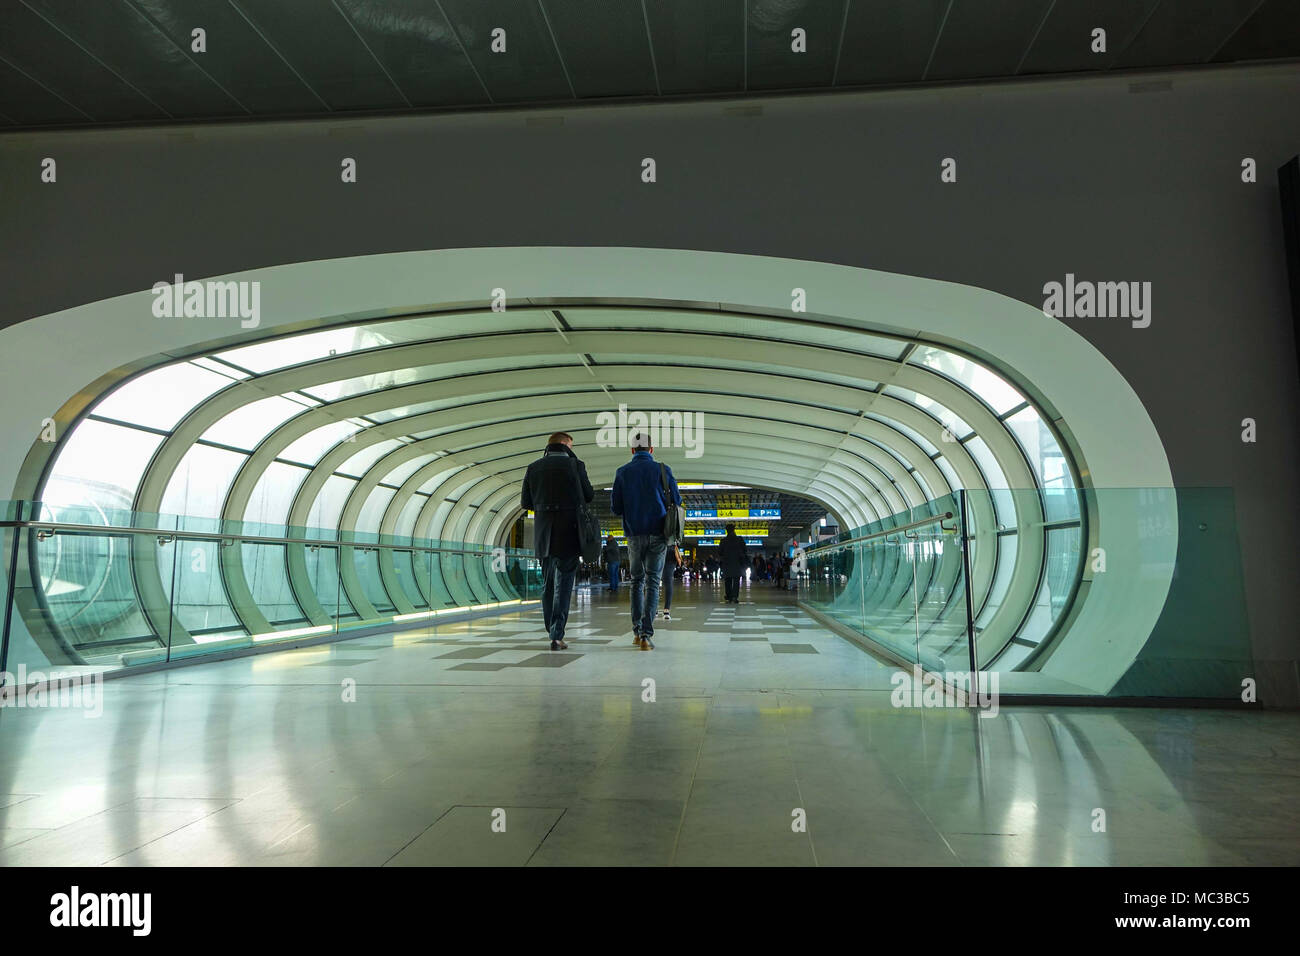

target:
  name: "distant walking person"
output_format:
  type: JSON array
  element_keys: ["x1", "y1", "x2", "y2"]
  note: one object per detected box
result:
[
  {"x1": 719, "y1": 523, "x2": 748, "y2": 604},
  {"x1": 611, "y1": 431, "x2": 681, "y2": 650},
  {"x1": 602, "y1": 535, "x2": 621, "y2": 592},
  {"x1": 660, "y1": 543, "x2": 682, "y2": 621},
  {"x1": 520, "y1": 432, "x2": 594, "y2": 650}
]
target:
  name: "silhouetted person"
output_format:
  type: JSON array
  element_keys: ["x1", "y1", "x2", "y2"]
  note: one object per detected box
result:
[
  {"x1": 520, "y1": 431, "x2": 593, "y2": 650},
  {"x1": 610, "y1": 430, "x2": 681, "y2": 649},
  {"x1": 602, "y1": 535, "x2": 621, "y2": 592},
  {"x1": 719, "y1": 523, "x2": 748, "y2": 604}
]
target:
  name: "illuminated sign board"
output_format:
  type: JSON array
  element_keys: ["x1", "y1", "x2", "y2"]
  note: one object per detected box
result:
[
  {"x1": 684, "y1": 528, "x2": 767, "y2": 538},
  {"x1": 684, "y1": 508, "x2": 780, "y2": 519},
  {"x1": 694, "y1": 538, "x2": 766, "y2": 546}
]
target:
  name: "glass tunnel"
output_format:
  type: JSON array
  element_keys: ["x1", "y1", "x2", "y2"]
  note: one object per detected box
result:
[
  {"x1": 0, "y1": 244, "x2": 1253, "y2": 701},
  {"x1": 5, "y1": 303, "x2": 1088, "y2": 676}
]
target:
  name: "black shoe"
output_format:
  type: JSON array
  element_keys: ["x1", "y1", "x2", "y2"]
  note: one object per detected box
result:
[{"x1": 551, "y1": 638, "x2": 568, "y2": 650}]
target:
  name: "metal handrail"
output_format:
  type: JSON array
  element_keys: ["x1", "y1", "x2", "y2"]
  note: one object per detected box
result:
[
  {"x1": 0, "y1": 518, "x2": 530, "y2": 558},
  {"x1": 803, "y1": 511, "x2": 954, "y2": 555}
]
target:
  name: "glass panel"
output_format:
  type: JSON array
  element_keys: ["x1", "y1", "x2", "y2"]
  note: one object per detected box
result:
[
  {"x1": 166, "y1": 538, "x2": 244, "y2": 638},
  {"x1": 34, "y1": 529, "x2": 156, "y2": 661},
  {"x1": 338, "y1": 439, "x2": 404, "y2": 478},
  {"x1": 437, "y1": 552, "x2": 475, "y2": 606},
  {"x1": 380, "y1": 454, "x2": 439, "y2": 487},
  {"x1": 974, "y1": 532, "x2": 1017, "y2": 629},
  {"x1": 354, "y1": 548, "x2": 394, "y2": 613},
  {"x1": 882, "y1": 385, "x2": 973, "y2": 439},
  {"x1": 394, "y1": 493, "x2": 431, "y2": 539},
  {"x1": 93, "y1": 362, "x2": 233, "y2": 430},
  {"x1": 305, "y1": 475, "x2": 357, "y2": 531},
  {"x1": 305, "y1": 545, "x2": 356, "y2": 620},
  {"x1": 910, "y1": 346, "x2": 1026, "y2": 415},
  {"x1": 201, "y1": 394, "x2": 311, "y2": 451},
  {"x1": 280, "y1": 420, "x2": 365, "y2": 466},
  {"x1": 242, "y1": 542, "x2": 306, "y2": 627},
  {"x1": 391, "y1": 550, "x2": 427, "y2": 608},
  {"x1": 243, "y1": 461, "x2": 309, "y2": 536},
  {"x1": 161, "y1": 444, "x2": 246, "y2": 528},
  {"x1": 41, "y1": 420, "x2": 163, "y2": 513},
  {"x1": 1005, "y1": 406, "x2": 1080, "y2": 522},
  {"x1": 932, "y1": 455, "x2": 960, "y2": 494},
  {"x1": 863, "y1": 412, "x2": 940, "y2": 457},
  {"x1": 964, "y1": 436, "x2": 1014, "y2": 528},
  {"x1": 355, "y1": 486, "x2": 396, "y2": 535},
  {"x1": 214, "y1": 312, "x2": 549, "y2": 374}
]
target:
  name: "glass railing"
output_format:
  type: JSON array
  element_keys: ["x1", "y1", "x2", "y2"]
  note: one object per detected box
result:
[
  {"x1": 0, "y1": 500, "x2": 542, "y2": 679},
  {"x1": 801, "y1": 494, "x2": 970, "y2": 674},
  {"x1": 797, "y1": 487, "x2": 1254, "y2": 701}
]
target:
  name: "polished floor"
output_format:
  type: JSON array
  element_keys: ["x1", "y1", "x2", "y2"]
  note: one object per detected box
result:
[{"x1": 1, "y1": 581, "x2": 1298, "y2": 866}]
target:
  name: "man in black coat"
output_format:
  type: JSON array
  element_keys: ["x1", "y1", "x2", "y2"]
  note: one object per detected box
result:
[
  {"x1": 719, "y1": 523, "x2": 748, "y2": 604},
  {"x1": 520, "y1": 431, "x2": 594, "y2": 649}
]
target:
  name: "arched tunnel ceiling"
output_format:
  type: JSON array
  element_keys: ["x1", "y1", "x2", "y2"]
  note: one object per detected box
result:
[
  {"x1": 6, "y1": 245, "x2": 1180, "y2": 695},
  {"x1": 34, "y1": 305, "x2": 1065, "y2": 551},
  {"x1": 30, "y1": 301, "x2": 1077, "y2": 670}
]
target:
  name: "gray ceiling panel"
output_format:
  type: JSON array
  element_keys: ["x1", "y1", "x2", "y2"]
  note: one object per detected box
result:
[
  {"x1": 0, "y1": 53, "x2": 91, "y2": 124},
  {"x1": 1017, "y1": 0, "x2": 1162, "y2": 75},
  {"x1": 1212, "y1": 0, "x2": 1300, "y2": 63},
  {"x1": 0, "y1": 0, "x2": 1294, "y2": 129},
  {"x1": 333, "y1": 0, "x2": 491, "y2": 107},
  {"x1": 746, "y1": 0, "x2": 848, "y2": 90},
  {"x1": 834, "y1": 0, "x2": 949, "y2": 86},
  {"x1": 231, "y1": 0, "x2": 408, "y2": 110},
  {"x1": 1117, "y1": 0, "x2": 1264, "y2": 68},
  {"x1": 646, "y1": 0, "x2": 744, "y2": 93},
  {"x1": 0, "y1": 1, "x2": 167, "y2": 122},
  {"x1": 124, "y1": 0, "x2": 335, "y2": 115},
  {"x1": 541, "y1": 0, "x2": 658, "y2": 97},
  {"x1": 438, "y1": 0, "x2": 574, "y2": 101},
  {"x1": 925, "y1": 0, "x2": 1053, "y2": 81},
  {"x1": 25, "y1": 0, "x2": 242, "y2": 117}
]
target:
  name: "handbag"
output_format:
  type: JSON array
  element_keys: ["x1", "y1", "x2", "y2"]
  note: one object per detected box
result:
[
  {"x1": 572, "y1": 457, "x2": 602, "y2": 563},
  {"x1": 660, "y1": 463, "x2": 685, "y2": 544}
]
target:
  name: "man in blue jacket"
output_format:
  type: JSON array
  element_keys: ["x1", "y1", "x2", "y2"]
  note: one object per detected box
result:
[{"x1": 610, "y1": 430, "x2": 681, "y2": 650}]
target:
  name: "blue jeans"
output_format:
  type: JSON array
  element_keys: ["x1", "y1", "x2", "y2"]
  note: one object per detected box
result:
[
  {"x1": 627, "y1": 534, "x2": 668, "y2": 636},
  {"x1": 607, "y1": 562, "x2": 620, "y2": 591},
  {"x1": 541, "y1": 554, "x2": 579, "y2": 640}
]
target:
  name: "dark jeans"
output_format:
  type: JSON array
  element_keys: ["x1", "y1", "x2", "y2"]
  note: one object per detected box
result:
[
  {"x1": 542, "y1": 554, "x2": 580, "y2": 640},
  {"x1": 724, "y1": 576, "x2": 740, "y2": 602},
  {"x1": 627, "y1": 533, "x2": 668, "y2": 636},
  {"x1": 607, "y1": 562, "x2": 619, "y2": 591},
  {"x1": 662, "y1": 561, "x2": 674, "y2": 610}
]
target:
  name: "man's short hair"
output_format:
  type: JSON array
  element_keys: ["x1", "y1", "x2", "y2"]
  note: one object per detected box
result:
[
  {"x1": 548, "y1": 431, "x2": 574, "y2": 445},
  {"x1": 726, "y1": 522, "x2": 736, "y2": 533},
  {"x1": 630, "y1": 430, "x2": 652, "y2": 449}
]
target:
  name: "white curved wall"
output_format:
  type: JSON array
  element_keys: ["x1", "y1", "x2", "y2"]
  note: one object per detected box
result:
[{"x1": 0, "y1": 247, "x2": 1177, "y2": 693}]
